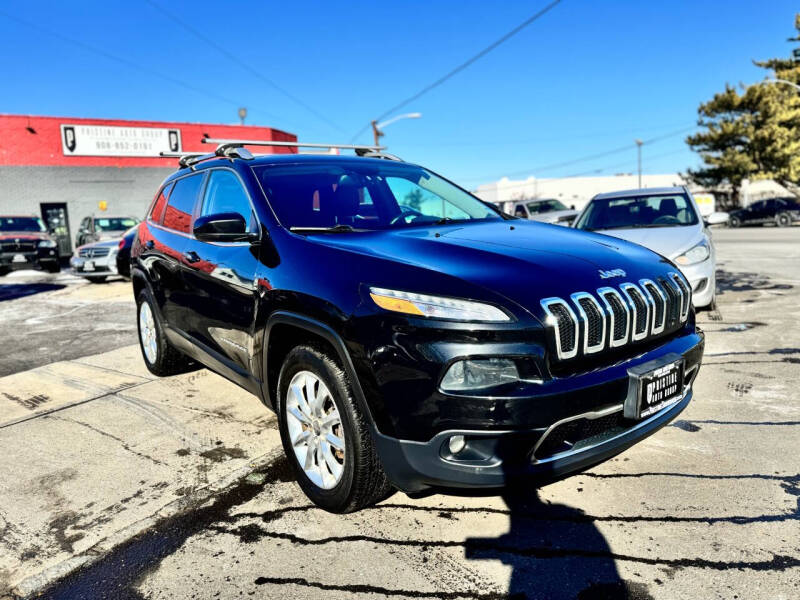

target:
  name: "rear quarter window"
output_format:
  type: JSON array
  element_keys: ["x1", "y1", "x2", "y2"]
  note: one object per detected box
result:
[
  {"x1": 163, "y1": 174, "x2": 204, "y2": 233},
  {"x1": 149, "y1": 182, "x2": 173, "y2": 225}
]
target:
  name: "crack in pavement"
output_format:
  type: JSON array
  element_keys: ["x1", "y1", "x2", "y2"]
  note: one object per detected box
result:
[{"x1": 212, "y1": 526, "x2": 800, "y2": 572}]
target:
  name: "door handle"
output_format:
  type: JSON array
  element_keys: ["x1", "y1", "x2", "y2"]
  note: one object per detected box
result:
[
  {"x1": 145, "y1": 240, "x2": 155, "y2": 250},
  {"x1": 183, "y1": 250, "x2": 201, "y2": 264}
]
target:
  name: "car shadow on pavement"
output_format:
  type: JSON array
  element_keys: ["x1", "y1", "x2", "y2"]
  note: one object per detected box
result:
[
  {"x1": 0, "y1": 282, "x2": 65, "y2": 302},
  {"x1": 464, "y1": 481, "x2": 652, "y2": 600}
]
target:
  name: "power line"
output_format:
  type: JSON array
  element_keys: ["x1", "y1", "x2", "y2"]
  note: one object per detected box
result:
[
  {"x1": 349, "y1": 0, "x2": 564, "y2": 142},
  {"x1": 469, "y1": 148, "x2": 691, "y2": 193},
  {"x1": 463, "y1": 125, "x2": 697, "y2": 182},
  {"x1": 144, "y1": 0, "x2": 345, "y2": 134},
  {"x1": 0, "y1": 9, "x2": 291, "y2": 126},
  {"x1": 411, "y1": 122, "x2": 694, "y2": 148}
]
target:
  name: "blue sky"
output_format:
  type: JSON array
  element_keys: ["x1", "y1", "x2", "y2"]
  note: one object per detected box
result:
[{"x1": 1, "y1": 1, "x2": 797, "y2": 187}]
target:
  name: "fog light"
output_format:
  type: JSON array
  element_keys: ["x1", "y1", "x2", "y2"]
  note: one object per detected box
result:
[
  {"x1": 440, "y1": 358, "x2": 519, "y2": 392},
  {"x1": 448, "y1": 435, "x2": 466, "y2": 454}
]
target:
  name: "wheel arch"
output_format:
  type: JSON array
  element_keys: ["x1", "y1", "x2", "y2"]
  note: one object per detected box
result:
[{"x1": 262, "y1": 312, "x2": 377, "y2": 432}]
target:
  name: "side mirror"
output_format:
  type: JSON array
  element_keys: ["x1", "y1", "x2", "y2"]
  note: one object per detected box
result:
[
  {"x1": 570, "y1": 204, "x2": 576, "y2": 210},
  {"x1": 193, "y1": 212, "x2": 256, "y2": 242},
  {"x1": 704, "y1": 212, "x2": 729, "y2": 226}
]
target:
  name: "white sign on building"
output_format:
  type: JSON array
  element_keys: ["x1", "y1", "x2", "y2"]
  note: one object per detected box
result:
[{"x1": 60, "y1": 124, "x2": 181, "y2": 157}]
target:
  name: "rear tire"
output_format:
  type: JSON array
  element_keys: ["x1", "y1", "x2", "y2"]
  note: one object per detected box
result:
[
  {"x1": 277, "y1": 344, "x2": 393, "y2": 513},
  {"x1": 88, "y1": 276, "x2": 107, "y2": 283},
  {"x1": 728, "y1": 215, "x2": 741, "y2": 228},
  {"x1": 776, "y1": 212, "x2": 791, "y2": 227},
  {"x1": 136, "y1": 288, "x2": 194, "y2": 376}
]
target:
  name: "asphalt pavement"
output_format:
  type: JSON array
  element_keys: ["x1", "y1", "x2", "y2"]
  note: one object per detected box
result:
[{"x1": 0, "y1": 227, "x2": 798, "y2": 599}]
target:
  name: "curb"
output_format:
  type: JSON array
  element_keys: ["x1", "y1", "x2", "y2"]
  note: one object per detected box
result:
[{"x1": 12, "y1": 446, "x2": 286, "y2": 599}]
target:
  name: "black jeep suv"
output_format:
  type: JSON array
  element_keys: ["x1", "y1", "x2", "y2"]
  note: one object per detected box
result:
[{"x1": 132, "y1": 143, "x2": 704, "y2": 512}]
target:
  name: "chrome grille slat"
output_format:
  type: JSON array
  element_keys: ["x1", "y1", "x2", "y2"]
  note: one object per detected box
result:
[
  {"x1": 640, "y1": 279, "x2": 666, "y2": 334},
  {"x1": 598, "y1": 287, "x2": 629, "y2": 347},
  {"x1": 540, "y1": 298, "x2": 578, "y2": 360},
  {"x1": 620, "y1": 282, "x2": 649, "y2": 341},
  {"x1": 570, "y1": 292, "x2": 606, "y2": 355},
  {"x1": 669, "y1": 272, "x2": 691, "y2": 322}
]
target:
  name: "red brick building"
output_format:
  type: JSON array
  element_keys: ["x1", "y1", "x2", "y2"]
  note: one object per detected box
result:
[{"x1": 0, "y1": 114, "x2": 296, "y2": 255}]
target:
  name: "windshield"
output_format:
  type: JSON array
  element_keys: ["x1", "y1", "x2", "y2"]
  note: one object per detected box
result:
[
  {"x1": 575, "y1": 193, "x2": 698, "y2": 231},
  {"x1": 0, "y1": 217, "x2": 46, "y2": 232},
  {"x1": 527, "y1": 199, "x2": 568, "y2": 214},
  {"x1": 252, "y1": 162, "x2": 502, "y2": 231},
  {"x1": 94, "y1": 217, "x2": 138, "y2": 231}
]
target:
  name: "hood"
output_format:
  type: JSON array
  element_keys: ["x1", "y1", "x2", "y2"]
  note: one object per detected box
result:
[
  {"x1": 76, "y1": 239, "x2": 120, "y2": 251},
  {"x1": 530, "y1": 209, "x2": 579, "y2": 224},
  {"x1": 591, "y1": 224, "x2": 703, "y2": 260},
  {"x1": 0, "y1": 231, "x2": 51, "y2": 242},
  {"x1": 307, "y1": 220, "x2": 676, "y2": 316}
]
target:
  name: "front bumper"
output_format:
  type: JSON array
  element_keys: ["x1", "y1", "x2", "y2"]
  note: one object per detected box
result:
[
  {"x1": 0, "y1": 251, "x2": 58, "y2": 271},
  {"x1": 676, "y1": 258, "x2": 715, "y2": 308},
  {"x1": 372, "y1": 332, "x2": 704, "y2": 493},
  {"x1": 70, "y1": 254, "x2": 117, "y2": 277}
]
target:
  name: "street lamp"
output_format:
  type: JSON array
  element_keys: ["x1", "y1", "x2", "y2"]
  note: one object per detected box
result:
[
  {"x1": 371, "y1": 112, "x2": 422, "y2": 147},
  {"x1": 635, "y1": 139, "x2": 643, "y2": 188}
]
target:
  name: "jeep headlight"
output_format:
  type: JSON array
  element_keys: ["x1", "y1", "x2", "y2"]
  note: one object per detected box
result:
[
  {"x1": 38, "y1": 240, "x2": 57, "y2": 248},
  {"x1": 674, "y1": 240, "x2": 710, "y2": 266},
  {"x1": 369, "y1": 287, "x2": 510, "y2": 322}
]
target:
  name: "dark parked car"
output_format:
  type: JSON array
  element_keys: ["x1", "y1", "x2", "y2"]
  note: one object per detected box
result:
[
  {"x1": 0, "y1": 215, "x2": 60, "y2": 276},
  {"x1": 115, "y1": 224, "x2": 139, "y2": 279},
  {"x1": 132, "y1": 144, "x2": 704, "y2": 512},
  {"x1": 728, "y1": 197, "x2": 800, "y2": 227},
  {"x1": 75, "y1": 216, "x2": 139, "y2": 247}
]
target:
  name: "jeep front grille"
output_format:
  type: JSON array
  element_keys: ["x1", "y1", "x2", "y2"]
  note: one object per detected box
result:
[{"x1": 540, "y1": 273, "x2": 690, "y2": 361}]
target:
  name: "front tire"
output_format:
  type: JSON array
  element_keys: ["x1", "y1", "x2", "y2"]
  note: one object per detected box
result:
[
  {"x1": 277, "y1": 344, "x2": 393, "y2": 512},
  {"x1": 776, "y1": 212, "x2": 791, "y2": 227},
  {"x1": 136, "y1": 288, "x2": 193, "y2": 376}
]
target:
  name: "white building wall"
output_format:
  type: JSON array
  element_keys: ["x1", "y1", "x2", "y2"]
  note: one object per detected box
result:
[{"x1": 473, "y1": 173, "x2": 687, "y2": 212}]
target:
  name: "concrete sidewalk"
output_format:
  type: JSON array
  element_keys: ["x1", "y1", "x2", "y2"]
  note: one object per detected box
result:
[{"x1": 0, "y1": 345, "x2": 279, "y2": 597}]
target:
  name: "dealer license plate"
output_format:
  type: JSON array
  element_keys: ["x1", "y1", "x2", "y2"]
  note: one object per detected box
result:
[
  {"x1": 12, "y1": 254, "x2": 26, "y2": 263},
  {"x1": 83, "y1": 261, "x2": 95, "y2": 272},
  {"x1": 625, "y1": 358, "x2": 684, "y2": 420}
]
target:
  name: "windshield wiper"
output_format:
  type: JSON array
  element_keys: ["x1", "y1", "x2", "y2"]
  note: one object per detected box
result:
[{"x1": 289, "y1": 224, "x2": 360, "y2": 234}]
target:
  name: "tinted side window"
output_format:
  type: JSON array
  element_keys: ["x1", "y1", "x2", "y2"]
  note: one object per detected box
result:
[
  {"x1": 150, "y1": 182, "x2": 174, "y2": 224},
  {"x1": 163, "y1": 175, "x2": 204, "y2": 233},
  {"x1": 201, "y1": 170, "x2": 253, "y2": 223}
]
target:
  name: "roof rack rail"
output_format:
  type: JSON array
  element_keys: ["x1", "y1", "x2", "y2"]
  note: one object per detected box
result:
[
  {"x1": 159, "y1": 151, "x2": 217, "y2": 169},
  {"x1": 201, "y1": 138, "x2": 386, "y2": 154}
]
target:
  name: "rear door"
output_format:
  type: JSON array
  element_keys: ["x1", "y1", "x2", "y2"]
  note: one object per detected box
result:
[
  {"x1": 180, "y1": 168, "x2": 261, "y2": 374},
  {"x1": 138, "y1": 173, "x2": 205, "y2": 331}
]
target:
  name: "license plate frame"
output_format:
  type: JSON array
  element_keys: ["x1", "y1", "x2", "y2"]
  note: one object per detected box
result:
[
  {"x1": 83, "y1": 261, "x2": 95, "y2": 272},
  {"x1": 624, "y1": 354, "x2": 685, "y2": 420},
  {"x1": 12, "y1": 254, "x2": 27, "y2": 263}
]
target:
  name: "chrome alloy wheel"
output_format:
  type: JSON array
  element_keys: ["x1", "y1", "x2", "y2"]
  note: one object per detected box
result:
[
  {"x1": 285, "y1": 370, "x2": 345, "y2": 489},
  {"x1": 139, "y1": 301, "x2": 158, "y2": 364}
]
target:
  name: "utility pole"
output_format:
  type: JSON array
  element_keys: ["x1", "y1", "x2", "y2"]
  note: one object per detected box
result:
[
  {"x1": 635, "y1": 139, "x2": 643, "y2": 188},
  {"x1": 371, "y1": 120, "x2": 384, "y2": 148}
]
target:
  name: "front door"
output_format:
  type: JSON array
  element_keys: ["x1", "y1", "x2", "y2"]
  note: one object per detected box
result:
[
  {"x1": 40, "y1": 203, "x2": 72, "y2": 257},
  {"x1": 180, "y1": 168, "x2": 261, "y2": 376}
]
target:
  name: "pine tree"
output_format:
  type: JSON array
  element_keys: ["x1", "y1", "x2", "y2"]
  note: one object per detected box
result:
[{"x1": 686, "y1": 14, "x2": 800, "y2": 205}]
